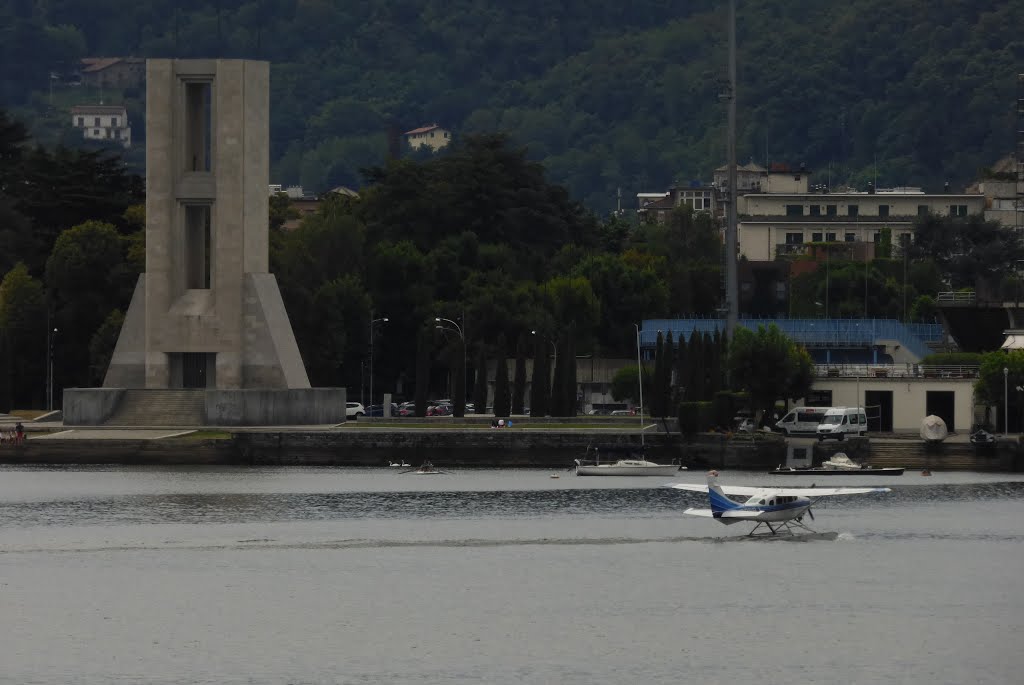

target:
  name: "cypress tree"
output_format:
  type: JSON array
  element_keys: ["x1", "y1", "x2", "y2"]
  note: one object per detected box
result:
[
  {"x1": 565, "y1": 323, "x2": 578, "y2": 416},
  {"x1": 529, "y1": 335, "x2": 549, "y2": 417},
  {"x1": 652, "y1": 331, "x2": 665, "y2": 417},
  {"x1": 550, "y1": 331, "x2": 566, "y2": 416},
  {"x1": 702, "y1": 331, "x2": 716, "y2": 398},
  {"x1": 472, "y1": 344, "x2": 488, "y2": 414},
  {"x1": 675, "y1": 329, "x2": 688, "y2": 403},
  {"x1": 453, "y1": 336, "x2": 466, "y2": 417},
  {"x1": 663, "y1": 331, "x2": 676, "y2": 413},
  {"x1": 689, "y1": 330, "x2": 705, "y2": 401},
  {"x1": 414, "y1": 325, "x2": 430, "y2": 417},
  {"x1": 511, "y1": 334, "x2": 527, "y2": 415},
  {"x1": 493, "y1": 334, "x2": 510, "y2": 417}
]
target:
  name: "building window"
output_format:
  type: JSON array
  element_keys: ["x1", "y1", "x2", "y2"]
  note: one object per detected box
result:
[
  {"x1": 76, "y1": 117, "x2": 84, "y2": 126},
  {"x1": 878, "y1": 205, "x2": 889, "y2": 217},
  {"x1": 806, "y1": 390, "x2": 832, "y2": 407},
  {"x1": 785, "y1": 204, "x2": 804, "y2": 216},
  {"x1": 845, "y1": 232, "x2": 855, "y2": 242},
  {"x1": 826, "y1": 232, "x2": 836, "y2": 242},
  {"x1": 873, "y1": 232, "x2": 881, "y2": 243},
  {"x1": 951, "y1": 205, "x2": 968, "y2": 217},
  {"x1": 918, "y1": 205, "x2": 929, "y2": 216},
  {"x1": 112, "y1": 117, "x2": 118, "y2": 126},
  {"x1": 785, "y1": 232, "x2": 803, "y2": 244},
  {"x1": 94, "y1": 117, "x2": 100, "y2": 127},
  {"x1": 809, "y1": 205, "x2": 821, "y2": 216},
  {"x1": 826, "y1": 205, "x2": 837, "y2": 216},
  {"x1": 848, "y1": 204, "x2": 859, "y2": 217},
  {"x1": 812, "y1": 232, "x2": 822, "y2": 242}
]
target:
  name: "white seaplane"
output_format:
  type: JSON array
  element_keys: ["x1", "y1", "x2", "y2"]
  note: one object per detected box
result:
[{"x1": 667, "y1": 470, "x2": 891, "y2": 535}]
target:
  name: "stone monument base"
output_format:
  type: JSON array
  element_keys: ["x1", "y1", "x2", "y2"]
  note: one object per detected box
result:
[{"x1": 63, "y1": 387, "x2": 345, "y2": 427}]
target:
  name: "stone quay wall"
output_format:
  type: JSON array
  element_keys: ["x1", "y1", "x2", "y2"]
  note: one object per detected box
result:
[{"x1": 0, "y1": 429, "x2": 1016, "y2": 470}]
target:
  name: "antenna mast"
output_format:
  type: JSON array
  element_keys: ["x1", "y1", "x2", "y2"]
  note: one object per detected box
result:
[{"x1": 725, "y1": 0, "x2": 739, "y2": 341}]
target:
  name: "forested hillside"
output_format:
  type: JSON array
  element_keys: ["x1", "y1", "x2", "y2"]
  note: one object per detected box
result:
[{"x1": 1, "y1": 0, "x2": 1021, "y2": 212}]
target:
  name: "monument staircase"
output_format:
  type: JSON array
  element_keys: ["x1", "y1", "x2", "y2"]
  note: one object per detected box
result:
[{"x1": 105, "y1": 389, "x2": 206, "y2": 427}]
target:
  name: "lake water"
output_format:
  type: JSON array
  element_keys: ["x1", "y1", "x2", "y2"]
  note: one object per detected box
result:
[{"x1": 1, "y1": 465, "x2": 1022, "y2": 684}]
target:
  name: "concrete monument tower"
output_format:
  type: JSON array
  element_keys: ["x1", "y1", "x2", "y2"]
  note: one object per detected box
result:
[{"x1": 66, "y1": 59, "x2": 342, "y2": 425}]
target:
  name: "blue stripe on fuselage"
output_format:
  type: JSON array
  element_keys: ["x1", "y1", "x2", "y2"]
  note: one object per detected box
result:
[{"x1": 708, "y1": 488, "x2": 741, "y2": 512}]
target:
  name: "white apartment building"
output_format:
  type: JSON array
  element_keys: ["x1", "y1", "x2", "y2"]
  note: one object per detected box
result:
[
  {"x1": 70, "y1": 105, "x2": 131, "y2": 148},
  {"x1": 738, "y1": 189, "x2": 986, "y2": 261}
]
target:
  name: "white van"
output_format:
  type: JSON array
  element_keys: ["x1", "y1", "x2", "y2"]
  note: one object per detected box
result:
[
  {"x1": 816, "y1": 407, "x2": 868, "y2": 441},
  {"x1": 775, "y1": 406, "x2": 829, "y2": 436}
]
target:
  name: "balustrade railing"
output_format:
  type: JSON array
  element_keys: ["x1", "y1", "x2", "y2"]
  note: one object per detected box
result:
[{"x1": 815, "y1": 364, "x2": 979, "y2": 379}]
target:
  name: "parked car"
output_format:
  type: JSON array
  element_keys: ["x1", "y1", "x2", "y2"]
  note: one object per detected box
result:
[
  {"x1": 346, "y1": 402, "x2": 365, "y2": 419},
  {"x1": 427, "y1": 403, "x2": 452, "y2": 417},
  {"x1": 365, "y1": 403, "x2": 399, "y2": 417}
]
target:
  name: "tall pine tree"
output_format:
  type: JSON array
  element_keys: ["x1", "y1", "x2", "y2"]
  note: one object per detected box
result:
[
  {"x1": 492, "y1": 334, "x2": 510, "y2": 417},
  {"x1": 511, "y1": 334, "x2": 527, "y2": 415}
]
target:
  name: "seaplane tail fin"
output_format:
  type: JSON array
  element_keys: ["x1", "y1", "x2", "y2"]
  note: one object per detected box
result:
[{"x1": 706, "y1": 471, "x2": 741, "y2": 514}]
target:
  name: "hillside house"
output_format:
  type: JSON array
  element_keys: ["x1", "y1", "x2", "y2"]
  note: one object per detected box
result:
[
  {"x1": 79, "y1": 57, "x2": 145, "y2": 89},
  {"x1": 70, "y1": 104, "x2": 131, "y2": 148},
  {"x1": 405, "y1": 123, "x2": 451, "y2": 152}
]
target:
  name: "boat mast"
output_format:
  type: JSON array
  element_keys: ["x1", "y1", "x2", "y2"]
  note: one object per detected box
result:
[{"x1": 635, "y1": 323, "x2": 645, "y2": 447}]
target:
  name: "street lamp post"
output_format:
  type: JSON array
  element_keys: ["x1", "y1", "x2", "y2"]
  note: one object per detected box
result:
[
  {"x1": 369, "y1": 314, "x2": 388, "y2": 408},
  {"x1": 435, "y1": 317, "x2": 465, "y2": 406},
  {"x1": 1004, "y1": 367, "x2": 1009, "y2": 434}
]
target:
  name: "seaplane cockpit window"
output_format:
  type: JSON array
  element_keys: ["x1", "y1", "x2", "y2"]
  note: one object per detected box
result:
[
  {"x1": 769, "y1": 499, "x2": 776, "y2": 506},
  {"x1": 758, "y1": 499, "x2": 765, "y2": 505}
]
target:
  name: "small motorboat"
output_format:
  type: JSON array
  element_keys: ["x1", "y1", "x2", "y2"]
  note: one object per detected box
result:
[
  {"x1": 969, "y1": 429, "x2": 997, "y2": 449},
  {"x1": 769, "y1": 453, "x2": 904, "y2": 475}
]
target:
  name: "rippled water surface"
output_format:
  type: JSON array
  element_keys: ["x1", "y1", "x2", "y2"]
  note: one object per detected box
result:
[{"x1": 1, "y1": 466, "x2": 1022, "y2": 684}]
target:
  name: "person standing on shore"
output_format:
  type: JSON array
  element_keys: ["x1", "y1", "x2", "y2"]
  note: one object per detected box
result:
[{"x1": 15, "y1": 422, "x2": 24, "y2": 445}]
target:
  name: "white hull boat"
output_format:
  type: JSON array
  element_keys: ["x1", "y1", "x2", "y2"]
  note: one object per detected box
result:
[{"x1": 574, "y1": 458, "x2": 682, "y2": 477}]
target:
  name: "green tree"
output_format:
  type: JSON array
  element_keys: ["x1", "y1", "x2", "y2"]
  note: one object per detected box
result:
[
  {"x1": 911, "y1": 214, "x2": 1024, "y2": 293},
  {"x1": 0, "y1": 263, "x2": 46, "y2": 410},
  {"x1": 45, "y1": 220, "x2": 137, "y2": 390},
  {"x1": 727, "y1": 324, "x2": 814, "y2": 424},
  {"x1": 610, "y1": 364, "x2": 648, "y2": 406}
]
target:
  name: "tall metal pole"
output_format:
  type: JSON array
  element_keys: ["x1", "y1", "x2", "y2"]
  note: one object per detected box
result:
[
  {"x1": 635, "y1": 323, "x2": 645, "y2": 447},
  {"x1": 435, "y1": 317, "x2": 464, "y2": 402},
  {"x1": 724, "y1": 0, "x2": 739, "y2": 341}
]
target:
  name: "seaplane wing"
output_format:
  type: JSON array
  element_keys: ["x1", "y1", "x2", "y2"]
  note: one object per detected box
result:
[
  {"x1": 682, "y1": 507, "x2": 714, "y2": 517},
  {"x1": 667, "y1": 483, "x2": 889, "y2": 498},
  {"x1": 770, "y1": 486, "x2": 890, "y2": 498}
]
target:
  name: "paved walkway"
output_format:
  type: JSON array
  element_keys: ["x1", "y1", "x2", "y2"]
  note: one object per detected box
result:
[{"x1": 30, "y1": 429, "x2": 198, "y2": 440}]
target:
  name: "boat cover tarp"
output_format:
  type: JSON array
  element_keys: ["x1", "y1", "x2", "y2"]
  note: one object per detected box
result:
[{"x1": 920, "y1": 415, "x2": 948, "y2": 442}]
